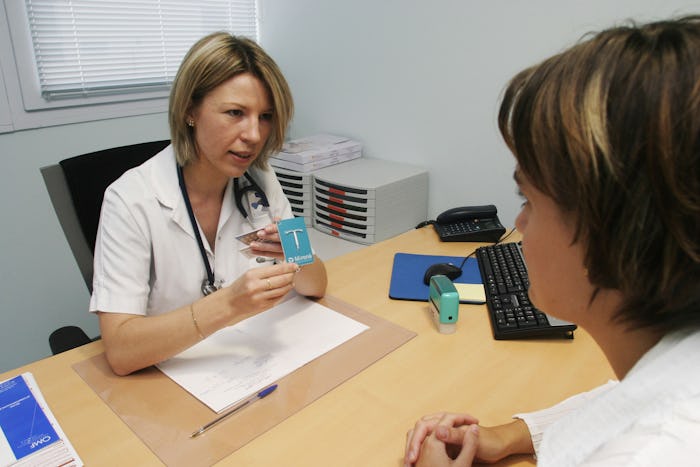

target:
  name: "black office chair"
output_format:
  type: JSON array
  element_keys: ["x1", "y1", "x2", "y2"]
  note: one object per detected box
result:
[
  {"x1": 41, "y1": 139, "x2": 170, "y2": 354},
  {"x1": 49, "y1": 326, "x2": 93, "y2": 355}
]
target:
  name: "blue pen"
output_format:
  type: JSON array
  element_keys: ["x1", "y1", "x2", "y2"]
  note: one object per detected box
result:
[{"x1": 190, "y1": 384, "x2": 278, "y2": 438}]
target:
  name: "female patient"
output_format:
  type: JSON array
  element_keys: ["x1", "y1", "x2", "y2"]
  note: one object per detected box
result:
[
  {"x1": 90, "y1": 33, "x2": 327, "y2": 376},
  {"x1": 405, "y1": 16, "x2": 700, "y2": 466}
]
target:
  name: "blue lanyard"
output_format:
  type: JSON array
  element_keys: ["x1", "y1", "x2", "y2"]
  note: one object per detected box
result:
[
  {"x1": 177, "y1": 164, "x2": 218, "y2": 296},
  {"x1": 177, "y1": 165, "x2": 270, "y2": 296}
]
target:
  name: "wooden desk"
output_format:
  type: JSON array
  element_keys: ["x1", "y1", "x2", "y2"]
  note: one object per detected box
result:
[{"x1": 0, "y1": 228, "x2": 614, "y2": 466}]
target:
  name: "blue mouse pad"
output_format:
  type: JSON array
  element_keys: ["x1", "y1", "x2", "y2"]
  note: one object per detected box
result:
[{"x1": 389, "y1": 253, "x2": 482, "y2": 302}]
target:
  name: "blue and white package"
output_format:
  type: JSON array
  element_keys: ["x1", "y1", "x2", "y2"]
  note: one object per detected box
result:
[{"x1": 278, "y1": 217, "x2": 314, "y2": 266}]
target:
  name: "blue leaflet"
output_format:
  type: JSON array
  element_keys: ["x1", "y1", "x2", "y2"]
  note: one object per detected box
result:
[{"x1": 0, "y1": 374, "x2": 59, "y2": 461}]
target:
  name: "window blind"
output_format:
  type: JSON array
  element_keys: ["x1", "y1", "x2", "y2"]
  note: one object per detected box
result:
[{"x1": 24, "y1": 0, "x2": 258, "y2": 100}]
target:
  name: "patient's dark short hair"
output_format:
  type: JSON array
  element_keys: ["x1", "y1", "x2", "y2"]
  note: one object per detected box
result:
[{"x1": 498, "y1": 16, "x2": 700, "y2": 331}]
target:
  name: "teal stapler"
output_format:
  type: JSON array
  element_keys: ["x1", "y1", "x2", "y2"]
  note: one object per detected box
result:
[{"x1": 429, "y1": 274, "x2": 459, "y2": 334}]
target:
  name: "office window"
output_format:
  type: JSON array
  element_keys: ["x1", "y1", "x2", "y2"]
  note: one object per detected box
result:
[{"x1": 1, "y1": 0, "x2": 258, "y2": 131}]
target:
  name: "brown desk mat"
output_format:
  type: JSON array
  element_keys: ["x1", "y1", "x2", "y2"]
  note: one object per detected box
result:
[{"x1": 72, "y1": 295, "x2": 415, "y2": 466}]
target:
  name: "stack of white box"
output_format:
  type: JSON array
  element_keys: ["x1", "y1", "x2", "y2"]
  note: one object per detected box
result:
[
  {"x1": 270, "y1": 134, "x2": 363, "y2": 227},
  {"x1": 312, "y1": 158, "x2": 429, "y2": 244},
  {"x1": 270, "y1": 134, "x2": 362, "y2": 173}
]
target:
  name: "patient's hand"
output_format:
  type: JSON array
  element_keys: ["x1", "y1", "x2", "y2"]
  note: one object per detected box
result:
[{"x1": 405, "y1": 413, "x2": 534, "y2": 466}]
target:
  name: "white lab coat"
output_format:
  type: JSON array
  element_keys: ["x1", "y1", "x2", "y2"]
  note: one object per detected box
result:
[{"x1": 89, "y1": 145, "x2": 292, "y2": 316}]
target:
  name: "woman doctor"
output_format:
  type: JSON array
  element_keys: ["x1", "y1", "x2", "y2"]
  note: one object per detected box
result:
[{"x1": 90, "y1": 33, "x2": 327, "y2": 376}]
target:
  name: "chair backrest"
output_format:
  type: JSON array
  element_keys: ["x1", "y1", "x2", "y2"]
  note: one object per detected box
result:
[{"x1": 41, "y1": 140, "x2": 170, "y2": 292}]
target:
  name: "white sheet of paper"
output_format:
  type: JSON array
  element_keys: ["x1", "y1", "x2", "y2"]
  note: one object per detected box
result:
[{"x1": 157, "y1": 295, "x2": 369, "y2": 413}]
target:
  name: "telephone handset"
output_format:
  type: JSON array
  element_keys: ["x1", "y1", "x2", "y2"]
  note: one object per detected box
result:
[{"x1": 433, "y1": 204, "x2": 506, "y2": 242}]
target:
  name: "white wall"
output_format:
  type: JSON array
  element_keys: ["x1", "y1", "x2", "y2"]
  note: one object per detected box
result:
[
  {"x1": 1, "y1": 0, "x2": 698, "y2": 372},
  {"x1": 261, "y1": 0, "x2": 700, "y2": 224},
  {"x1": 0, "y1": 116, "x2": 169, "y2": 372}
]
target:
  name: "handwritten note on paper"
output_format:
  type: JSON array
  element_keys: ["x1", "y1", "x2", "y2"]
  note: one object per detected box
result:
[{"x1": 156, "y1": 295, "x2": 369, "y2": 413}]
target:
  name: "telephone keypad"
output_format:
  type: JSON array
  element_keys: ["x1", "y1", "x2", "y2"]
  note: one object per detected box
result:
[{"x1": 434, "y1": 218, "x2": 505, "y2": 243}]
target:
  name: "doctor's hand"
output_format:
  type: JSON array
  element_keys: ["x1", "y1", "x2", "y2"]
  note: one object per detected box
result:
[
  {"x1": 221, "y1": 262, "x2": 299, "y2": 324},
  {"x1": 247, "y1": 219, "x2": 327, "y2": 300},
  {"x1": 249, "y1": 220, "x2": 285, "y2": 260}
]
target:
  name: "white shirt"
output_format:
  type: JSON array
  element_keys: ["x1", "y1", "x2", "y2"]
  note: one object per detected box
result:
[
  {"x1": 515, "y1": 328, "x2": 700, "y2": 466},
  {"x1": 89, "y1": 145, "x2": 292, "y2": 316}
]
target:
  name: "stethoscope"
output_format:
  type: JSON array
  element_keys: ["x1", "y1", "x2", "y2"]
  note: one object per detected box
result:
[
  {"x1": 177, "y1": 165, "x2": 270, "y2": 296},
  {"x1": 234, "y1": 173, "x2": 270, "y2": 221}
]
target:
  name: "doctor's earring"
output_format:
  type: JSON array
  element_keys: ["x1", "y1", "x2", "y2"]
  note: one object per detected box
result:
[{"x1": 187, "y1": 119, "x2": 195, "y2": 127}]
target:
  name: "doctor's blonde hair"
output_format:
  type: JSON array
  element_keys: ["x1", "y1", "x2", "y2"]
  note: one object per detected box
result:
[{"x1": 169, "y1": 32, "x2": 293, "y2": 168}]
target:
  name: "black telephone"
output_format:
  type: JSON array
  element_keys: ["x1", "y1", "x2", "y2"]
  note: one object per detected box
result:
[{"x1": 433, "y1": 205, "x2": 506, "y2": 242}]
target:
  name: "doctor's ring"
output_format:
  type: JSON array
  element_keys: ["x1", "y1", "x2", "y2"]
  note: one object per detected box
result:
[{"x1": 266, "y1": 279, "x2": 272, "y2": 290}]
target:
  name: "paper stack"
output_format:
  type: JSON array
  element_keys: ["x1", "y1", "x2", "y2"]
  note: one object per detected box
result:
[
  {"x1": 269, "y1": 134, "x2": 362, "y2": 173},
  {"x1": 311, "y1": 158, "x2": 428, "y2": 244}
]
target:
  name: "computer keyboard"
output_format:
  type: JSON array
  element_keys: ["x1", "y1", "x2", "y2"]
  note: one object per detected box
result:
[{"x1": 475, "y1": 242, "x2": 577, "y2": 340}]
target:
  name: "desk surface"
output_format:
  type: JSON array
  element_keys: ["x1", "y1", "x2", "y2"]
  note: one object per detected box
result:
[{"x1": 0, "y1": 227, "x2": 614, "y2": 466}]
